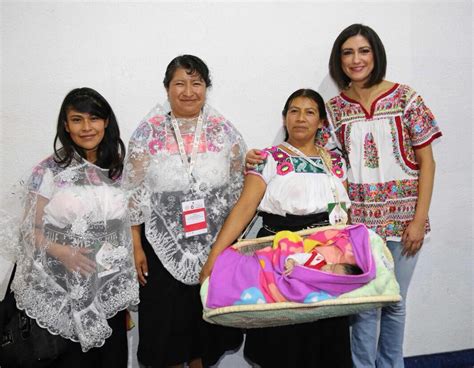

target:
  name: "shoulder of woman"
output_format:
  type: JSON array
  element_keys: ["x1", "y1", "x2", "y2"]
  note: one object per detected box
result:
[
  {"x1": 393, "y1": 82, "x2": 414, "y2": 92},
  {"x1": 130, "y1": 119, "x2": 156, "y2": 142},
  {"x1": 130, "y1": 105, "x2": 169, "y2": 138},
  {"x1": 146, "y1": 112, "x2": 168, "y2": 127},
  {"x1": 206, "y1": 113, "x2": 243, "y2": 136},
  {"x1": 28, "y1": 155, "x2": 57, "y2": 192},
  {"x1": 327, "y1": 149, "x2": 346, "y2": 178},
  {"x1": 325, "y1": 95, "x2": 350, "y2": 122},
  {"x1": 393, "y1": 83, "x2": 419, "y2": 103},
  {"x1": 325, "y1": 94, "x2": 345, "y2": 107},
  {"x1": 35, "y1": 154, "x2": 63, "y2": 174},
  {"x1": 327, "y1": 148, "x2": 342, "y2": 159},
  {"x1": 264, "y1": 145, "x2": 279, "y2": 152},
  {"x1": 326, "y1": 148, "x2": 345, "y2": 166},
  {"x1": 142, "y1": 102, "x2": 168, "y2": 124},
  {"x1": 264, "y1": 145, "x2": 285, "y2": 159},
  {"x1": 206, "y1": 112, "x2": 228, "y2": 126},
  {"x1": 327, "y1": 92, "x2": 343, "y2": 102}
]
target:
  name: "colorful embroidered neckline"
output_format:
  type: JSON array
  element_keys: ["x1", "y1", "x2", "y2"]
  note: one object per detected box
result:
[{"x1": 340, "y1": 83, "x2": 399, "y2": 119}]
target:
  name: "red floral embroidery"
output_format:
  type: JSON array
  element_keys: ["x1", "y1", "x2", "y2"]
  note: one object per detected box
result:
[
  {"x1": 277, "y1": 161, "x2": 293, "y2": 175},
  {"x1": 266, "y1": 146, "x2": 294, "y2": 176},
  {"x1": 363, "y1": 132, "x2": 379, "y2": 168}
]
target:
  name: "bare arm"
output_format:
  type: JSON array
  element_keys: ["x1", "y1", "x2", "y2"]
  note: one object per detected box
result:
[
  {"x1": 342, "y1": 179, "x2": 348, "y2": 192},
  {"x1": 131, "y1": 225, "x2": 148, "y2": 286},
  {"x1": 199, "y1": 174, "x2": 266, "y2": 283},
  {"x1": 122, "y1": 124, "x2": 152, "y2": 285},
  {"x1": 401, "y1": 144, "x2": 436, "y2": 256},
  {"x1": 342, "y1": 180, "x2": 352, "y2": 224}
]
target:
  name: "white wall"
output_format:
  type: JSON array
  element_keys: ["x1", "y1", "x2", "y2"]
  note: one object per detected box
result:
[{"x1": 1, "y1": 1, "x2": 472, "y2": 366}]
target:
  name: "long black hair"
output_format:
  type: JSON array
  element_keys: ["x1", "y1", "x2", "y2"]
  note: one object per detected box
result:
[{"x1": 54, "y1": 87, "x2": 125, "y2": 179}]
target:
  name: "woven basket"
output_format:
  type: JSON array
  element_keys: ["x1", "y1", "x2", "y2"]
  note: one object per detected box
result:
[{"x1": 202, "y1": 225, "x2": 400, "y2": 328}]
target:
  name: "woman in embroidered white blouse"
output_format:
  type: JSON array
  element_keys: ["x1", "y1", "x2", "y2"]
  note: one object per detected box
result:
[
  {"x1": 199, "y1": 88, "x2": 353, "y2": 368},
  {"x1": 245, "y1": 24, "x2": 442, "y2": 368},
  {"x1": 325, "y1": 24, "x2": 441, "y2": 368}
]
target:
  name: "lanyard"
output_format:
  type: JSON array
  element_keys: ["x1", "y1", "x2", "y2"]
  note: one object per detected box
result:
[
  {"x1": 171, "y1": 114, "x2": 204, "y2": 179},
  {"x1": 280, "y1": 142, "x2": 340, "y2": 204},
  {"x1": 281, "y1": 142, "x2": 329, "y2": 173}
]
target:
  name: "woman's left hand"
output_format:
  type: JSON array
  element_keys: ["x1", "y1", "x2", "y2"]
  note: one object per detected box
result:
[{"x1": 401, "y1": 219, "x2": 425, "y2": 257}]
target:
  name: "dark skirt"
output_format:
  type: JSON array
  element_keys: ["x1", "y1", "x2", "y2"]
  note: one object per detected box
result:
[
  {"x1": 137, "y1": 227, "x2": 243, "y2": 367},
  {"x1": 0, "y1": 269, "x2": 128, "y2": 368},
  {"x1": 243, "y1": 212, "x2": 352, "y2": 368},
  {"x1": 51, "y1": 310, "x2": 128, "y2": 368}
]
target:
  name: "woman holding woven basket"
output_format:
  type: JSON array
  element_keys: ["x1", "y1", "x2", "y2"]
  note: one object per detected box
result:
[{"x1": 200, "y1": 88, "x2": 352, "y2": 367}]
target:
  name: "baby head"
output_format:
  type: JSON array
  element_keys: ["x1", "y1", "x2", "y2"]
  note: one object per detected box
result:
[{"x1": 321, "y1": 263, "x2": 363, "y2": 275}]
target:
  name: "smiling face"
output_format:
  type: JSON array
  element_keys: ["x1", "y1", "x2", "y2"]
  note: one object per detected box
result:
[
  {"x1": 284, "y1": 97, "x2": 323, "y2": 144},
  {"x1": 340, "y1": 34, "x2": 374, "y2": 86},
  {"x1": 167, "y1": 67, "x2": 207, "y2": 118},
  {"x1": 65, "y1": 109, "x2": 107, "y2": 163}
]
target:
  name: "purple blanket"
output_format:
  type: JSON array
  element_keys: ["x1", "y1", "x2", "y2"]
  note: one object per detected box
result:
[{"x1": 206, "y1": 224, "x2": 376, "y2": 308}]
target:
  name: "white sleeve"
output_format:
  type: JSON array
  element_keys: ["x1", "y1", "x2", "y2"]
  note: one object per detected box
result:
[
  {"x1": 286, "y1": 252, "x2": 311, "y2": 265},
  {"x1": 36, "y1": 168, "x2": 54, "y2": 199},
  {"x1": 246, "y1": 150, "x2": 277, "y2": 184}
]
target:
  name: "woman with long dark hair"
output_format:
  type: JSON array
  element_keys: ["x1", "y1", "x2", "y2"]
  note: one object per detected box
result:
[{"x1": 2, "y1": 87, "x2": 139, "y2": 367}]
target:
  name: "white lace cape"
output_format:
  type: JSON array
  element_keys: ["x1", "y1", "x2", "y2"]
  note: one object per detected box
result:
[
  {"x1": 123, "y1": 103, "x2": 247, "y2": 285},
  {"x1": 9, "y1": 155, "x2": 139, "y2": 351}
]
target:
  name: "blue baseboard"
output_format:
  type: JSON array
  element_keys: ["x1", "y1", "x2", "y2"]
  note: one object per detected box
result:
[{"x1": 404, "y1": 349, "x2": 474, "y2": 368}]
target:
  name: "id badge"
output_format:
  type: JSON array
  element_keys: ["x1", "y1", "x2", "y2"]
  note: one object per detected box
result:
[
  {"x1": 328, "y1": 202, "x2": 348, "y2": 226},
  {"x1": 182, "y1": 198, "x2": 208, "y2": 238}
]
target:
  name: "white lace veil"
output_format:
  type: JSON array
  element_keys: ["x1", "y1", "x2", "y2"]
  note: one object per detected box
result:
[
  {"x1": 123, "y1": 102, "x2": 247, "y2": 284},
  {"x1": 0, "y1": 180, "x2": 25, "y2": 300},
  {"x1": 8, "y1": 154, "x2": 139, "y2": 351}
]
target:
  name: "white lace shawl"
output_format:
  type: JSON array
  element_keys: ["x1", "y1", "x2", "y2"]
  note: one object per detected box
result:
[
  {"x1": 123, "y1": 103, "x2": 247, "y2": 285},
  {"x1": 9, "y1": 155, "x2": 139, "y2": 351}
]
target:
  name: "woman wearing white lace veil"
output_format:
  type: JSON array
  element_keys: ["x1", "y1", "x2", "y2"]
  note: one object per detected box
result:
[
  {"x1": 123, "y1": 55, "x2": 246, "y2": 367},
  {"x1": 2, "y1": 88, "x2": 139, "y2": 367}
]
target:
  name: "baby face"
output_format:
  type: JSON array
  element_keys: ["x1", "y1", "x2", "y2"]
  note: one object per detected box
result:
[{"x1": 321, "y1": 263, "x2": 347, "y2": 275}]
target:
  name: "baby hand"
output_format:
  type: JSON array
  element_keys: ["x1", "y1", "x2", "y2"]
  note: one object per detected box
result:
[{"x1": 284, "y1": 259, "x2": 296, "y2": 276}]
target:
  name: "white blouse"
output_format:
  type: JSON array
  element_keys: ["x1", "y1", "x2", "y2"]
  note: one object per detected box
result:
[
  {"x1": 40, "y1": 170, "x2": 127, "y2": 230},
  {"x1": 247, "y1": 146, "x2": 350, "y2": 216}
]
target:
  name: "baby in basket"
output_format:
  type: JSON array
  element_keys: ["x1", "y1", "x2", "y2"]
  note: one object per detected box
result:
[
  {"x1": 205, "y1": 225, "x2": 377, "y2": 308},
  {"x1": 284, "y1": 239, "x2": 363, "y2": 276}
]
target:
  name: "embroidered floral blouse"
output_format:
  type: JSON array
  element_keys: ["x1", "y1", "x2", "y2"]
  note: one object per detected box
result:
[
  {"x1": 247, "y1": 146, "x2": 350, "y2": 216},
  {"x1": 123, "y1": 103, "x2": 247, "y2": 285},
  {"x1": 325, "y1": 84, "x2": 442, "y2": 240}
]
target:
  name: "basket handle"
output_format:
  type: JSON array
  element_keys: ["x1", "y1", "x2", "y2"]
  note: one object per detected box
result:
[{"x1": 232, "y1": 224, "x2": 347, "y2": 250}]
